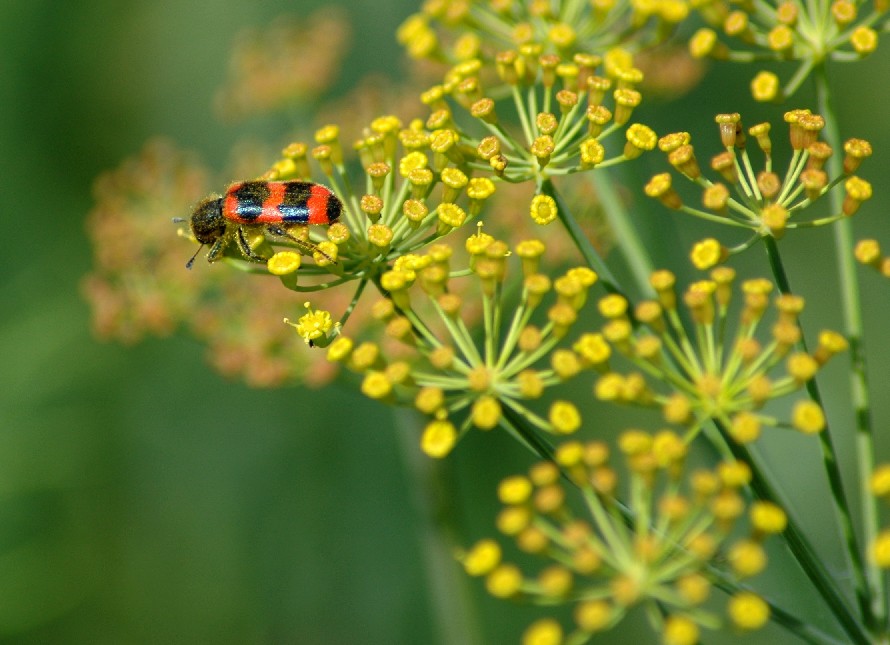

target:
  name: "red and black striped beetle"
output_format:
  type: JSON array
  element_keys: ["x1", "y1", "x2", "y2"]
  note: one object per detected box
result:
[{"x1": 183, "y1": 180, "x2": 342, "y2": 268}]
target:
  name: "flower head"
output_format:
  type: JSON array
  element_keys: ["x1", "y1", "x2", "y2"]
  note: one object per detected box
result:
[
  {"x1": 332, "y1": 230, "x2": 600, "y2": 457},
  {"x1": 466, "y1": 433, "x2": 781, "y2": 640},
  {"x1": 593, "y1": 269, "x2": 844, "y2": 441},
  {"x1": 687, "y1": 0, "x2": 883, "y2": 100},
  {"x1": 647, "y1": 111, "x2": 872, "y2": 260}
]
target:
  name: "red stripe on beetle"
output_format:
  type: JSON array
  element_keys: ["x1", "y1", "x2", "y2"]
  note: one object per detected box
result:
[
  {"x1": 222, "y1": 185, "x2": 243, "y2": 222},
  {"x1": 307, "y1": 183, "x2": 331, "y2": 225},
  {"x1": 258, "y1": 182, "x2": 287, "y2": 223}
]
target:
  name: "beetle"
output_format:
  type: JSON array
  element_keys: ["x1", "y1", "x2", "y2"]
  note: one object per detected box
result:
[{"x1": 181, "y1": 180, "x2": 342, "y2": 268}]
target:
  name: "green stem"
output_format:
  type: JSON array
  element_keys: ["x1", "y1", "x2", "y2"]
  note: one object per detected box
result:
[
  {"x1": 815, "y1": 63, "x2": 885, "y2": 634},
  {"x1": 540, "y1": 178, "x2": 627, "y2": 299},
  {"x1": 720, "y1": 424, "x2": 871, "y2": 645},
  {"x1": 392, "y1": 410, "x2": 485, "y2": 645},
  {"x1": 500, "y1": 403, "x2": 556, "y2": 463},
  {"x1": 591, "y1": 171, "x2": 656, "y2": 295},
  {"x1": 763, "y1": 235, "x2": 872, "y2": 630}
]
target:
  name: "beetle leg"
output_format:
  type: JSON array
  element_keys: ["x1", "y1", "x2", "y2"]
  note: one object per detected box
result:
[
  {"x1": 274, "y1": 224, "x2": 335, "y2": 263},
  {"x1": 235, "y1": 227, "x2": 266, "y2": 262},
  {"x1": 205, "y1": 238, "x2": 226, "y2": 263}
]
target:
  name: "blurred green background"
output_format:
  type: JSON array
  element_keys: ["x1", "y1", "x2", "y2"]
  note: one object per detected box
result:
[{"x1": 4, "y1": 0, "x2": 890, "y2": 643}]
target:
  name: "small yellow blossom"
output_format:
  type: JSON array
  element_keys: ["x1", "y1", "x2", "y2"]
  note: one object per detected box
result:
[
  {"x1": 751, "y1": 71, "x2": 779, "y2": 102},
  {"x1": 530, "y1": 194, "x2": 559, "y2": 225},
  {"x1": 574, "y1": 599, "x2": 612, "y2": 632},
  {"x1": 690, "y1": 238, "x2": 725, "y2": 270},
  {"x1": 791, "y1": 400, "x2": 826, "y2": 433},
  {"x1": 420, "y1": 419, "x2": 458, "y2": 458},
  {"x1": 549, "y1": 401, "x2": 582, "y2": 434},
  {"x1": 663, "y1": 615, "x2": 700, "y2": 645},
  {"x1": 286, "y1": 302, "x2": 335, "y2": 345},
  {"x1": 728, "y1": 539, "x2": 767, "y2": 577},
  {"x1": 486, "y1": 563, "x2": 523, "y2": 598},
  {"x1": 267, "y1": 251, "x2": 302, "y2": 275},
  {"x1": 727, "y1": 592, "x2": 770, "y2": 630},
  {"x1": 873, "y1": 531, "x2": 890, "y2": 568},
  {"x1": 871, "y1": 464, "x2": 890, "y2": 497},
  {"x1": 463, "y1": 539, "x2": 502, "y2": 576},
  {"x1": 522, "y1": 618, "x2": 563, "y2": 645}
]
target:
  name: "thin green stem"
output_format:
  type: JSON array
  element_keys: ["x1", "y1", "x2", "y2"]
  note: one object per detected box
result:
[
  {"x1": 763, "y1": 235, "x2": 872, "y2": 630},
  {"x1": 815, "y1": 63, "x2": 886, "y2": 634},
  {"x1": 392, "y1": 409, "x2": 485, "y2": 645},
  {"x1": 591, "y1": 171, "x2": 656, "y2": 295},
  {"x1": 540, "y1": 178, "x2": 627, "y2": 299},
  {"x1": 500, "y1": 403, "x2": 556, "y2": 463},
  {"x1": 720, "y1": 423, "x2": 871, "y2": 645}
]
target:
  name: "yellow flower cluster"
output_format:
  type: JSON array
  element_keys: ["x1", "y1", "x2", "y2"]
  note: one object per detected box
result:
[
  {"x1": 397, "y1": 0, "x2": 688, "y2": 68},
  {"x1": 687, "y1": 0, "x2": 883, "y2": 100},
  {"x1": 590, "y1": 268, "x2": 846, "y2": 441},
  {"x1": 326, "y1": 230, "x2": 600, "y2": 457},
  {"x1": 418, "y1": 50, "x2": 657, "y2": 189},
  {"x1": 645, "y1": 110, "x2": 872, "y2": 267},
  {"x1": 463, "y1": 431, "x2": 783, "y2": 643},
  {"x1": 260, "y1": 118, "x2": 501, "y2": 290}
]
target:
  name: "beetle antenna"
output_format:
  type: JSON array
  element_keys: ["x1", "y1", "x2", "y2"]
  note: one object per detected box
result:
[{"x1": 185, "y1": 244, "x2": 204, "y2": 270}]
